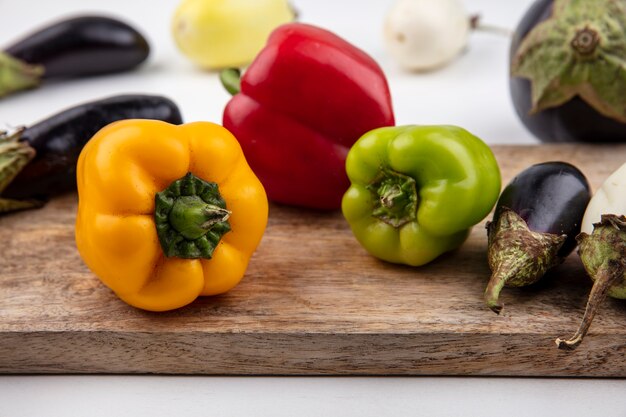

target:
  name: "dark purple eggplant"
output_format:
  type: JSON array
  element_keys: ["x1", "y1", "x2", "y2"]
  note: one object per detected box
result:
[
  {"x1": 0, "y1": 16, "x2": 150, "y2": 98},
  {"x1": 0, "y1": 94, "x2": 182, "y2": 213},
  {"x1": 484, "y1": 162, "x2": 591, "y2": 313},
  {"x1": 509, "y1": 0, "x2": 626, "y2": 143}
]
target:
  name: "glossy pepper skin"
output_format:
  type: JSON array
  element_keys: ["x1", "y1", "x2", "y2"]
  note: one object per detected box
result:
[
  {"x1": 342, "y1": 125, "x2": 501, "y2": 266},
  {"x1": 223, "y1": 23, "x2": 395, "y2": 210},
  {"x1": 75, "y1": 120, "x2": 268, "y2": 311}
]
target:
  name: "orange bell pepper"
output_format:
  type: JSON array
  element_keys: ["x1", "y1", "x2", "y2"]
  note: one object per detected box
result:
[{"x1": 75, "y1": 120, "x2": 268, "y2": 311}]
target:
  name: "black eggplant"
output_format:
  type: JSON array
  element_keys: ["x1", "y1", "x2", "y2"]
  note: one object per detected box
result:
[
  {"x1": 0, "y1": 16, "x2": 150, "y2": 98},
  {"x1": 510, "y1": 0, "x2": 626, "y2": 143},
  {"x1": 484, "y1": 162, "x2": 591, "y2": 313},
  {"x1": 0, "y1": 94, "x2": 183, "y2": 213}
]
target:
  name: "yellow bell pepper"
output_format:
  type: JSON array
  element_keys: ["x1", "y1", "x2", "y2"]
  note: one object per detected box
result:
[
  {"x1": 172, "y1": 0, "x2": 295, "y2": 69},
  {"x1": 75, "y1": 120, "x2": 268, "y2": 311}
]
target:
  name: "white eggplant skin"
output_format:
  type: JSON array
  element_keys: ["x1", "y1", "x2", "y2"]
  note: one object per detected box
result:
[
  {"x1": 581, "y1": 163, "x2": 626, "y2": 234},
  {"x1": 384, "y1": 0, "x2": 469, "y2": 72}
]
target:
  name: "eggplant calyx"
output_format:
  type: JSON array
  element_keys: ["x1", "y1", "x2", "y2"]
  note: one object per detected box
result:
[
  {"x1": 0, "y1": 129, "x2": 34, "y2": 191},
  {"x1": 570, "y1": 27, "x2": 599, "y2": 56},
  {"x1": 484, "y1": 208, "x2": 566, "y2": 314},
  {"x1": 0, "y1": 129, "x2": 44, "y2": 214},
  {"x1": 0, "y1": 196, "x2": 44, "y2": 213},
  {"x1": 511, "y1": 0, "x2": 626, "y2": 123},
  {"x1": 579, "y1": 215, "x2": 626, "y2": 271},
  {"x1": 556, "y1": 215, "x2": 626, "y2": 349},
  {"x1": 0, "y1": 52, "x2": 44, "y2": 98}
]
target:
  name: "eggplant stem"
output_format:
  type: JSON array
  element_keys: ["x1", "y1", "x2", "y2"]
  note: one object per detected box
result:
[
  {"x1": 0, "y1": 52, "x2": 44, "y2": 98},
  {"x1": 0, "y1": 129, "x2": 34, "y2": 192},
  {"x1": 556, "y1": 259, "x2": 623, "y2": 350},
  {"x1": 470, "y1": 14, "x2": 513, "y2": 37},
  {"x1": 484, "y1": 267, "x2": 507, "y2": 314},
  {"x1": 484, "y1": 260, "x2": 525, "y2": 314},
  {"x1": 0, "y1": 129, "x2": 45, "y2": 214},
  {"x1": 0, "y1": 197, "x2": 44, "y2": 213}
]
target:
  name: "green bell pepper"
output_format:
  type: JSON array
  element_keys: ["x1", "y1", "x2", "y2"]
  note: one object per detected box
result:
[{"x1": 342, "y1": 125, "x2": 501, "y2": 266}]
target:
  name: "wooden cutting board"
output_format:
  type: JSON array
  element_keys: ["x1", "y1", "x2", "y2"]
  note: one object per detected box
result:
[{"x1": 2, "y1": 144, "x2": 626, "y2": 377}]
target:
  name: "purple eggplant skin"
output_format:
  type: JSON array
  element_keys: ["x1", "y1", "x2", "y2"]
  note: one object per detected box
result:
[
  {"x1": 2, "y1": 94, "x2": 183, "y2": 200},
  {"x1": 494, "y1": 162, "x2": 591, "y2": 256},
  {"x1": 509, "y1": 0, "x2": 626, "y2": 143},
  {"x1": 4, "y1": 16, "x2": 150, "y2": 79}
]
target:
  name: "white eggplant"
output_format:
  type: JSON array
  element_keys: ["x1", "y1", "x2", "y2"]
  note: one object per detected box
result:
[
  {"x1": 384, "y1": 0, "x2": 470, "y2": 72},
  {"x1": 556, "y1": 162, "x2": 626, "y2": 350},
  {"x1": 581, "y1": 162, "x2": 626, "y2": 234}
]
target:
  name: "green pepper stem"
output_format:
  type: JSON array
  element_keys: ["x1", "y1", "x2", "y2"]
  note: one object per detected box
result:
[
  {"x1": 169, "y1": 195, "x2": 231, "y2": 240},
  {"x1": 289, "y1": 2, "x2": 299, "y2": 19},
  {"x1": 201, "y1": 206, "x2": 231, "y2": 228},
  {"x1": 220, "y1": 68, "x2": 241, "y2": 96},
  {"x1": 0, "y1": 52, "x2": 44, "y2": 98},
  {"x1": 368, "y1": 168, "x2": 418, "y2": 228},
  {"x1": 155, "y1": 173, "x2": 231, "y2": 259},
  {"x1": 380, "y1": 184, "x2": 404, "y2": 208},
  {"x1": 556, "y1": 260, "x2": 622, "y2": 350}
]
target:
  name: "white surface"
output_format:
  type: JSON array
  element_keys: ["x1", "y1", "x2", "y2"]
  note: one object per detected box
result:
[
  {"x1": 2, "y1": 1, "x2": 621, "y2": 416},
  {"x1": 1, "y1": 376, "x2": 626, "y2": 417}
]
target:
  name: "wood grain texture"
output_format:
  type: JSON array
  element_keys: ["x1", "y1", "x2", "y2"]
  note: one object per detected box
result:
[{"x1": 2, "y1": 144, "x2": 626, "y2": 376}]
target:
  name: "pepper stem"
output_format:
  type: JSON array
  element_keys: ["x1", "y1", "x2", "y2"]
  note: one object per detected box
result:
[
  {"x1": 556, "y1": 259, "x2": 623, "y2": 350},
  {"x1": 169, "y1": 196, "x2": 230, "y2": 241},
  {"x1": 0, "y1": 52, "x2": 44, "y2": 98},
  {"x1": 154, "y1": 173, "x2": 231, "y2": 259},
  {"x1": 484, "y1": 208, "x2": 566, "y2": 314},
  {"x1": 368, "y1": 168, "x2": 418, "y2": 228},
  {"x1": 289, "y1": 2, "x2": 300, "y2": 19},
  {"x1": 219, "y1": 68, "x2": 241, "y2": 96}
]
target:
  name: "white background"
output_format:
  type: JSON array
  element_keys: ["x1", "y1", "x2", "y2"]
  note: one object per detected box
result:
[{"x1": 2, "y1": 1, "x2": 625, "y2": 416}]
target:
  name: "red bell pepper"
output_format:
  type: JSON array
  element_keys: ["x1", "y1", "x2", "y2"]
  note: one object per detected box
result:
[{"x1": 222, "y1": 23, "x2": 395, "y2": 209}]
